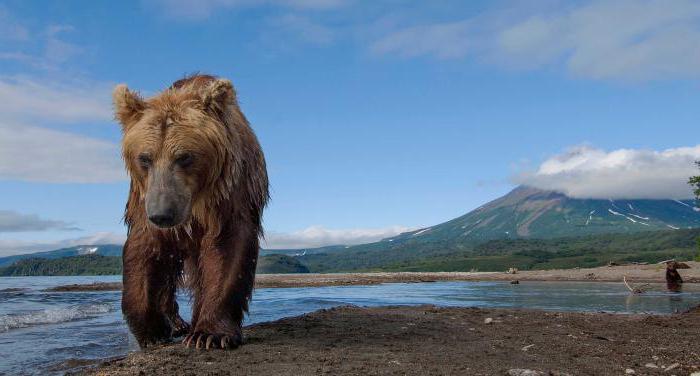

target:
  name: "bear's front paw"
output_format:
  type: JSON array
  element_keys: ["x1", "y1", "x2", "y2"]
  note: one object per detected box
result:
[{"x1": 183, "y1": 330, "x2": 242, "y2": 350}]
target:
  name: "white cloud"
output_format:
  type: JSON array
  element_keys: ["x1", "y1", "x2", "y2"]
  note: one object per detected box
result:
[
  {"x1": 0, "y1": 76, "x2": 119, "y2": 184},
  {"x1": 152, "y1": 0, "x2": 347, "y2": 20},
  {"x1": 371, "y1": 20, "x2": 471, "y2": 59},
  {"x1": 0, "y1": 76, "x2": 112, "y2": 123},
  {"x1": 0, "y1": 9, "x2": 86, "y2": 71},
  {"x1": 494, "y1": 0, "x2": 700, "y2": 80},
  {"x1": 0, "y1": 226, "x2": 418, "y2": 255},
  {"x1": 0, "y1": 210, "x2": 79, "y2": 232},
  {"x1": 514, "y1": 145, "x2": 700, "y2": 199},
  {"x1": 43, "y1": 25, "x2": 83, "y2": 65},
  {"x1": 0, "y1": 39, "x2": 118, "y2": 184},
  {"x1": 372, "y1": 0, "x2": 700, "y2": 81},
  {"x1": 0, "y1": 7, "x2": 29, "y2": 41},
  {"x1": 262, "y1": 225, "x2": 416, "y2": 249},
  {"x1": 0, "y1": 122, "x2": 125, "y2": 183},
  {"x1": 0, "y1": 232, "x2": 126, "y2": 257},
  {"x1": 270, "y1": 14, "x2": 335, "y2": 45}
]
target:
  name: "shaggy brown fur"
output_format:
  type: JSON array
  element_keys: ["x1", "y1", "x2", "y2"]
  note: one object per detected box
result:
[{"x1": 113, "y1": 74, "x2": 269, "y2": 350}]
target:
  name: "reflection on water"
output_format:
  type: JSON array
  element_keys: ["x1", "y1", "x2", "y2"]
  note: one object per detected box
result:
[{"x1": 0, "y1": 276, "x2": 699, "y2": 375}]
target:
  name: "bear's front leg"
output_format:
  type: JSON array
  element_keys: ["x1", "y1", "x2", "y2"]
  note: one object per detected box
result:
[
  {"x1": 122, "y1": 233, "x2": 185, "y2": 348},
  {"x1": 184, "y1": 227, "x2": 258, "y2": 350}
]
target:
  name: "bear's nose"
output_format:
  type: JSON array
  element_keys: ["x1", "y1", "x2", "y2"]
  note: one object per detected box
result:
[{"x1": 148, "y1": 213, "x2": 176, "y2": 228}]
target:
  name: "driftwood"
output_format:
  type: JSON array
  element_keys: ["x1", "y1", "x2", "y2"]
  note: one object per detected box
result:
[
  {"x1": 608, "y1": 261, "x2": 648, "y2": 267},
  {"x1": 623, "y1": 276, "x2": 650, "y2": 294}
]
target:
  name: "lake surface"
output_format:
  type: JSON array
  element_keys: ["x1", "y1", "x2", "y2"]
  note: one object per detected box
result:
[{"x1": 1, "y1": 276, "x2": 699, "y2": 375}]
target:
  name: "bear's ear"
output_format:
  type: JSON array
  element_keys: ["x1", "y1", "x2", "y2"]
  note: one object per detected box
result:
[
  {"x1": 200, "y1": 79, "x2": 235, "y2": 114},
  {"x1": 113, "y1": 84, "x2": 146, "y2": 131}
]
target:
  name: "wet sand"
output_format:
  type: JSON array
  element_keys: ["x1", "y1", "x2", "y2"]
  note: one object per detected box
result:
[
  {"x1": 45, "y1": 282, "x2": 123, "y2": 292},
  {"x1": 81, "y1": 304, "x2": 700, "y2": 376},
  {"x1": 49, "y1": 262, "x2": 699, "y2": 291}
]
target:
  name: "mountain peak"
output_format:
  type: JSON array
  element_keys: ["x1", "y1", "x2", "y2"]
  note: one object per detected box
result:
[{"x1": 388, "y1": 186, "x2": 700, "y2": 244}]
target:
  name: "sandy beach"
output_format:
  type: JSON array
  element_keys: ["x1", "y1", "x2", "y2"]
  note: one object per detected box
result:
[
  {"x1": 40, "y1": 262, "x2": 700, "y2": 375},
  {"x1": 49, "y1": 262, "x2": 700, "y2": 291},
  {"x1": 79, "y1": 304, "x2": 700, "y2": 376}
]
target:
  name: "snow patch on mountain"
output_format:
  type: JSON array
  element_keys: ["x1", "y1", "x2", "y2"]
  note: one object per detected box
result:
[
  {"x1": 629, "y1": 213, "x2": 649, "y2": 220},
  {"x1": 77, "y1": 247, "x2": 98, "y2": 255},
  {"x1": 585, "y1": 210, "x2": 596, "y2": 226},
  {"x1": 412, "y1": 228, "x2": 431, "y2": 236},
  {"x1": 608, "y1": 209, "x2": 649, "y2": 226},
  {"x1": 674, "y1": 200, "x2": 692, "y2": 208}
]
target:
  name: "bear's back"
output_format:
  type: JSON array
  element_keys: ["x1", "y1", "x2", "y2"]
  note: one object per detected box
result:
[{"x1": 171, "y1": 74, "x2": 217, "y2": 90}]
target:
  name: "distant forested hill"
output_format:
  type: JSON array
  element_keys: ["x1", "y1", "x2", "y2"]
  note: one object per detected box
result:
[
  {"x1": 0, "y1": 245, "x2": 122, "y2": 268},
  {"x1": 0, "y1": 229, "x2": 697, "y2": 275},
  {"x1": 0, "y1": 254, "x2": 122, "y2": 276},
  {"x1": 256, "y1": 254, "x2": 310, "y2": 273},
  {"x1": 0, "y1": 254, "x2": 310, "y2": 276},
  {"x1": 297, "y1": 228, "x2": 700, "y2": 272}
]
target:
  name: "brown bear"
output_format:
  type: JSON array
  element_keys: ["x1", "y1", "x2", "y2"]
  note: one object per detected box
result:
[{"x1": 113, "y1": 74, "x2": 269, "y2": 350}]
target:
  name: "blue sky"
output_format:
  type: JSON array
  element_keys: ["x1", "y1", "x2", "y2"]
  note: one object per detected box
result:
[{"x1": 1, "y1": 0, "x2": 699, "y2": 255}]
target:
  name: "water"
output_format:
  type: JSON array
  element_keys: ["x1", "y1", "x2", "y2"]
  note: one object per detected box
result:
[{"x1": 1, "y1": 276, "x2": 699, "y2": 375}]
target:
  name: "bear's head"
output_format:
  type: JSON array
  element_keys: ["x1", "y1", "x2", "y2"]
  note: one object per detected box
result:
[{"x1": 113, "y1": 77, "x2": 236, "y2": 229}]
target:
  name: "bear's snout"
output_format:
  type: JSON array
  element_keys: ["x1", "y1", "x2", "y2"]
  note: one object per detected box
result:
[
  {"x1": 144, "y1": 168, "x2": 191, "y2": 228},
  {"x1": 148, "y1": 211, "x2": 177, "y2": 228},
  {"x1": 146, "y1": 194, "x2": 185, "y2": 228}
]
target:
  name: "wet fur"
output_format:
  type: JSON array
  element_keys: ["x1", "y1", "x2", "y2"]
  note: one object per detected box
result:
[{"x1": 114, "y1": 74, "x2": 269, "y2": 349}]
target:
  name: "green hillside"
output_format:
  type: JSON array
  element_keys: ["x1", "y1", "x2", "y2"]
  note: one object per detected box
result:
[
  {"x1": 298, "y1": 228, "x2": 700, "y2": 272},
  {"x1": 383, "y1": 186, "x2": 700, "y2": 247},
  {"x1": 264, "y1": 187, "x2": 700, "y2": 265},
  {"x1": 1, "y1": 229, "x2": 697, "y2": 275},
  {"x1": 256, "y1": 254, "x2": 309, "y2": 273},
  {"x1": 0, "y1": 254, "x2": 310, "y2": 276},
  {"x1": 0, "y1": 254, "x2": 122, "y2": 276},
  {"x1": 0, "y1": 245, "x2": 123, "y2": 267}
]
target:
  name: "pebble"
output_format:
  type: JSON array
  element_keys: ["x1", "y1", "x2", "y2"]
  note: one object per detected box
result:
[
  {"x1": 690, "y1": 372, "x2": 700, "y2": 376},
  {"x1": 645, "y1": 363, "x2": 659, "y2": 369},
  {"x1": 484, "y1": 317, "x2": 494, "y2": 324},
  {"x1": 664, "y1": 363, "x2": 680, "y2": 372},
  {"x1": 625, "y1": 369, "x2": 635, "y2": 374},
  {"x1": 506, "y1": 369, "x2": 543, "y2": 376}
]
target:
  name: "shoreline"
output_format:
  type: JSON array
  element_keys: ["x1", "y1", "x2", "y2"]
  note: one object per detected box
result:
[
  {"x1": 42, "y1": 262, "x2": 699, "y2": 291},
  {"x1": 77, "y1": 304, "x2": 700, "y2": 376}
]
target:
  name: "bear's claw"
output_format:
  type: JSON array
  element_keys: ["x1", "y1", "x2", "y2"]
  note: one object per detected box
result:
[
  {"x1": 170, "y1": 316, "x2": 191, "y2": 338},
  {"x1": 183, "y1": 332, "x2": 242, "y2": 350}
]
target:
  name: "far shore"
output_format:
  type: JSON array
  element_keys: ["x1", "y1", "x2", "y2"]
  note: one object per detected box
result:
[{"x1": 43, "y1": 262, "x2": 699, "y2": 291}]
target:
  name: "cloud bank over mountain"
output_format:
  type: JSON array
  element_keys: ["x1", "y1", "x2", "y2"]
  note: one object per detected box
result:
[
  {"x1": 515, "y1": 145, "x2": 700, "y2": 199},
  {"x1": 0, "y1": 232, "x2": 126, "y2": 257},
  {"x1": 262, "y1": 225, "x2": 416, "y2": 249},
  {"x1": 0, "y1": 210, "x2": 79, "y2": 232}
]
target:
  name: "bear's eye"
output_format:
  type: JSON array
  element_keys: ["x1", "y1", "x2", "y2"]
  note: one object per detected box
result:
[
  {"x1": 138, "y1": 154, "x2": 152, "y2": 169},
  {"x1": 175, "y1": 153, "x2": 194, "y2": 168}
]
